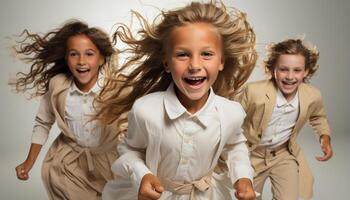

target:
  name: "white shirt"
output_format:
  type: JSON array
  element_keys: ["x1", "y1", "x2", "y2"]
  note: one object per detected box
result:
[
  {"x1": 31, "y1": 75, "x2": 103, "y2": 147},
  {"x1": 158, "y1": 83, "x2": 220, "y2": 182},
  {"x1": 259, "y1": 89, "x2": 299, "y2": 148},
  {"x1": 107, "y1": 84, "x2": 253, "y2": 200}
]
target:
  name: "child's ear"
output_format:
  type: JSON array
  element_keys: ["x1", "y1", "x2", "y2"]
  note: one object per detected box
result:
[
  {"x1": 219, "y1": 57, "x2": 224, "y2": 71},
  {"x1": 163, "y1": 61, "x2": 170, "y2": 73},
  {"x1": 99, "y1": 57, "x2": 105, "y2": 66}
]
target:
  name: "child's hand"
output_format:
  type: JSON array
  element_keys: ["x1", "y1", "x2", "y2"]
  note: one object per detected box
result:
[
  {"x1": 316, "y1": 135, "x2": 333, "y2": 161},
  {"x1": 138, "y1": 173, "x2": 164, "y2": 200},
  {"x1": 234, "y1": 178, "x2": 255, "y2": 200},
  {"x1": 15, "y1": 160, "x2": 33, "y2": 180}
]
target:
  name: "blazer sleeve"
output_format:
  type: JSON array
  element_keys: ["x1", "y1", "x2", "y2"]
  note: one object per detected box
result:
[
  {"x1": 31, "y1": 91, "x2": 56, "y2": 145},
  {"x1": 111, "y1": 102, "x2": 152, "y2": 191},
  {"x1": 308, "y1": 92, "x2": 331, "y2": 137},
  {"x1": 220, "y1": 103, "x2": 254, "y2": 185}
]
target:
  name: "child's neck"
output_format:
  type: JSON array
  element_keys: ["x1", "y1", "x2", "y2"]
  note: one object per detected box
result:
[{"x1": 175, "y1": 89, "x2": 209, "y2": 114}]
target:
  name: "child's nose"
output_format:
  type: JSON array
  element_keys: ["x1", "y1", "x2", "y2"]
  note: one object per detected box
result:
[
  {"x1": 78, "y1": 56, "x2": 86, "y2": 65},
  {"x1": 189, "y1": 57, "x2": 202, "y2": 72},
  {"x1": 286, "y1": 71, "x2": 294, "y2": 79}
]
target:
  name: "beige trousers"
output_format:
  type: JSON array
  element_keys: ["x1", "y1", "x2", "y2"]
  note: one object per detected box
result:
[{"x1": 251, "y1": 144, "x2": 299, "y2": 200}]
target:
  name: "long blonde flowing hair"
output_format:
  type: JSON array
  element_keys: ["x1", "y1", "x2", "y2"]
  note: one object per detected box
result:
[{"x1": 97, "y1": 1, "x2": 257, "y2": 125}]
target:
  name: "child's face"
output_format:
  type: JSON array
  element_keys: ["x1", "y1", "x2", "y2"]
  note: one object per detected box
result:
[
  {"x1": 164, "y1": 22, "x2": 224, "y2": 112},
  {"x1": 66, "y1": 34, "x2": 103, "y2": 92},
  {"x1": 274, "y1": 54, "x2": 308, "y2": 101}
]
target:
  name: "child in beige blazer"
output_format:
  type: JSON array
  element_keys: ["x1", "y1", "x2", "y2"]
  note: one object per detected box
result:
[
  {"x1": 12, "y1": 20, "x2": 125, "y2": 200},
  {"x1": 237, "y1": 39, "x2": 333, "y2": 200}
]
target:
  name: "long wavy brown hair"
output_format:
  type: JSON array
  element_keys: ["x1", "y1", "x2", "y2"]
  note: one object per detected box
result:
[
  {"x1": 11, "y1": 19, "x2": 115, "y2": 98},
  {"x1": 97, "y1": 1, "x2": 257, "y2": 125},
  {"x1": 264, "y1": 38, "x2": 319, "y2": 82}
]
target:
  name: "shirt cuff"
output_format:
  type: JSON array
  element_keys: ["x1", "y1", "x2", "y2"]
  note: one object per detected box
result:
[
  {"x1": 130, "y1": 162, "x2": 152, "y2": 190},
  {"x1": 31, "y1": 126, "x2": 49, "y2": 145},
  {"x1": 228, "y1": 162, "x2": 254, "y2": 185}
]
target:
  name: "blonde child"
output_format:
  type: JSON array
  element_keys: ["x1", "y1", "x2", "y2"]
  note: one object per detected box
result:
[
  {"x1": 98, "y1": 2, "x2": 258, "y2": 200},
  {"x1": 238, "y1": 38, "x2": 333, "y2": 199},
  {"x1": 13, "y1": 20, "x2": 124, "y2": 199}
]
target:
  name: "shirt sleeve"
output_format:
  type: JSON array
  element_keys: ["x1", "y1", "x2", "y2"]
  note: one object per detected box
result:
[
  {"x1": 31, "y1": 92, "x2": 56, "y2": 145},
  {"x1": 220, "y1": 104, "x2": 254, "y2": 185},
  {"x1": 112, "y1": 103, "x2": 152, "y2": 191}
]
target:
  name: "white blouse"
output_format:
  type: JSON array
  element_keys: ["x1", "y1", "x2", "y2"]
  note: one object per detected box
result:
[
  {"x1": 103, "y1": 83, "x2": 253, "y2": 200},
  {"x1": 31, "y1": 76, "x2": 103, "y2": 147},
  {"x1": 158, "y1": 83, "x2": 221, "y2": 183}
]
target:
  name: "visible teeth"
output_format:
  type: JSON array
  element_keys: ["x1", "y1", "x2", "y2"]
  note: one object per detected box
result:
[
  {"x1": 77, "y1": 68, "x2": 89, "y2": 72},
  {"x1": 186, "y1": 77, "x2": 204, "y2": 80}
]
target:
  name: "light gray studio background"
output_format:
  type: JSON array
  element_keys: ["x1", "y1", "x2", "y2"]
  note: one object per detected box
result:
[{"x1": 0, "y1": 0, "x2": 349, "y2": 199}]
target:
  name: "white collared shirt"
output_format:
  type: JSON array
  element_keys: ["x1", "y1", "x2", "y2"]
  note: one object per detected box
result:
[
  {"x1": 158, "y1": 84, "x2": 221, "y2": 182},
  {"x1": 64, "y1": 77, "x2": 103, "y2": 147},
  {"x1": 32, "y1": 74, "x2": 104, "y2": 147},
  {"x1": 259, "y1": 89, "x2": 299, "y2": 148},
  {"x1": 118, "y1": 83, "x2": 253, "y2": 197}
]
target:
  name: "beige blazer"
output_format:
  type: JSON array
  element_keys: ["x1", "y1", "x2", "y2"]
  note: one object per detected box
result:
[
  {"x1": 237, "y1": 80, "x2": 331, "y2": 199},
  {"x1": 39, "y1": 74, "x2": 125, "y2": 200}
]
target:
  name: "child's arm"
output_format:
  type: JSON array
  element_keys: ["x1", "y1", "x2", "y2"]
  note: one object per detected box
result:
[
  {"x1": 308, "y1": 91, "x2": 333, "y2": 161},
  {"x1": 15, "y1": 92, "x2": 55, "y2": 180},
  {"x1": 220, "y1": 103, "x2": 255, "y2": 199},
  {"x1": 15, "y1": 143, "x2": 42, "y2": 180},
  {"x1": 111, "y1": 102, "x2": 163, "y2": 198}
]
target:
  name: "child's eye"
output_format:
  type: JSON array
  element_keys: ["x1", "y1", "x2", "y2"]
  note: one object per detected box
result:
[
  {"x1": 86, "y1": 52, "x2": 95, "y2": 56},
  {"x1": 202, "y1": 51, "x2": 213, "y2": 58},
  {"x1": 68, "y1": 52, "x2": 77, "y2": 57},
  {"x1": 175, "y1": 52, "x2": 189, "y2": 57},
  {"x1": 279, "y1": 68, "x2": 288, "y2": 72}
]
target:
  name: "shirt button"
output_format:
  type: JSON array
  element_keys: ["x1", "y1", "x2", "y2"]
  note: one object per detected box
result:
[
  {"x1": 247, "y1": 142, "x2": 253, "y2": 147},
  {"x1": 181, "y1": 159, "x2": 188, "y2": 165}
]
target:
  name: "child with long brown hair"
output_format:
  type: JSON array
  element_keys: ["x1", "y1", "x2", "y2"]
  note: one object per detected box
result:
[
  {"x1": 98, "y1": 1, "x2": 257, "y2": 200},
  {"x1": 12, "y1": 20, "x2": 124, "y2": 200}
]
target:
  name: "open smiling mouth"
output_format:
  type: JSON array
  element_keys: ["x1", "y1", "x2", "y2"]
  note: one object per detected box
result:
[
  {"x1": 77, "y1": 68, "x2": 90, "y2": 74},
  {"x1": 282, "y1": 80, "x2": 297, "y2": 86},
  {"x1": 184, "y1": 77, "x2": 206, "y2": 86}
]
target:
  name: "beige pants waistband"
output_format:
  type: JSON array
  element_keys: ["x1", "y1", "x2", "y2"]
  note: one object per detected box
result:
[{"x1": 254, "y1": 141, "x2": 289, "y2": 157}]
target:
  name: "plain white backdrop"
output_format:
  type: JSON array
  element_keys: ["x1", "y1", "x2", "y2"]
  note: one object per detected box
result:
[{"x1": 0, "y1": 0, "x2": 349, "y2": 199}]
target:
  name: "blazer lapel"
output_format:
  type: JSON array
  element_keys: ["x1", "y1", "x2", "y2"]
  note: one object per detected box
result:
[
  {"x1": 50, "y1": 75, "x2": 76, "y2": 139},
  {"x1": 260, "y1": 81, "x2": 277, "y2": 132},
  {"x1": 291, "y1": 84, "x2": 308, "y2": 135}
]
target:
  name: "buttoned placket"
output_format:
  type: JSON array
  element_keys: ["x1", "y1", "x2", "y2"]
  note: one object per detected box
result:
[{"x1": 175, "y1": 115, "x2": 201, "y2": 179}]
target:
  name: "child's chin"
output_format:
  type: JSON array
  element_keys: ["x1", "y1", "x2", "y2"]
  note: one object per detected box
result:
[{"x1": 186, "y1": 92, "x2": 208, "y2": 101}]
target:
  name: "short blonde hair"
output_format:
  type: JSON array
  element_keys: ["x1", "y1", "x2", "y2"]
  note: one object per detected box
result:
[{"x1": 264, "y1": 38, "x2": 319, "y2": 82}]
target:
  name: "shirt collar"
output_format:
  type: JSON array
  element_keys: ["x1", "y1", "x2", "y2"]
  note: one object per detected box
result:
[
  {"x1": 69, "y1": 72, "x2": 104, "y2": 95},
  {"x1": 276, "y1": 89, "x2": 299, "y2": 108},
  {"x1": 164, "y1": 82, "x2": 216, "y2": 127}
]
